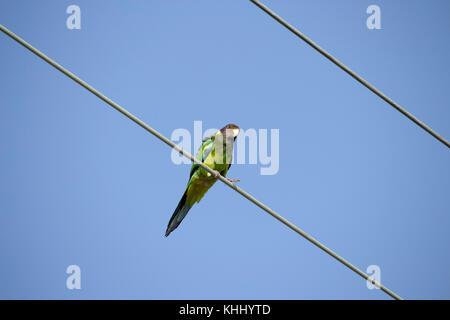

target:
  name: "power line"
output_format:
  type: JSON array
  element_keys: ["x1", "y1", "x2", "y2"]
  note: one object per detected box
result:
[
  {"x1": 250, "y1": 0, "x2": 450, "y2": 149},
  {"x1": 0, "y1": 23, "x2": 403, "y2": 300}
]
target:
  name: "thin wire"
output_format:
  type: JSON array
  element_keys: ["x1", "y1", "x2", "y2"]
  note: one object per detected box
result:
[
  {"x1": 250, "y1": 0, "x2": 450, "y2": 149},
  {"x1": 0, "y1": 24, "x2": 403, "y2": 300}
]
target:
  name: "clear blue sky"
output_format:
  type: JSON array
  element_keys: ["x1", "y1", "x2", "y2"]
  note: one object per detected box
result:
[{"x1": 0, "y1": 0, "x2": 449, "y2": 299}]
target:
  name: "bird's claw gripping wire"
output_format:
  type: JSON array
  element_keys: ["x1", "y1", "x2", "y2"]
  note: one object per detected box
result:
[{"x1": 212, "y1": 170, "x2": 239, "y2": 183}]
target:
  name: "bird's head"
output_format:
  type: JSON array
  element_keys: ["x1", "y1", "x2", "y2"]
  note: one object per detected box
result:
[{"x1": 218, "y1": 124, "x2": 240, "y2": 140}]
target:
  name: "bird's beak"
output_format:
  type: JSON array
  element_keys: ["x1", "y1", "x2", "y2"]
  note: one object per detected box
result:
[{"x1": 232, "y1": 128, "x2": 240, "y2": 138}]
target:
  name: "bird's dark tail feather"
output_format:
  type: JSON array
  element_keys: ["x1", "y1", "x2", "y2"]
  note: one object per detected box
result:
[{"x1": 165, "y1": 191, "x2": 192, "y2": 237}]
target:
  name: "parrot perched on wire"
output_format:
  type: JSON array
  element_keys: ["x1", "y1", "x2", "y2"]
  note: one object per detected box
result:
[{"x1": 165, "y1": 124, "x2": 241, "y2": 237}]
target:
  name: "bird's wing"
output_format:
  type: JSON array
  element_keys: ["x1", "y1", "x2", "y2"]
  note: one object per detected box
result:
[{"x1": 188, "y1": 137, "x2": 214, "y2": 181}]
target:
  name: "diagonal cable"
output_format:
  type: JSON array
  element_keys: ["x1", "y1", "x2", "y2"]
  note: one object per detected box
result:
[
  {"x1": 250, "y1": 0, "x2": 449, "y2": 148},
  {"x1": 0, "y1": 24, "x2": 402, "y2": 300}
]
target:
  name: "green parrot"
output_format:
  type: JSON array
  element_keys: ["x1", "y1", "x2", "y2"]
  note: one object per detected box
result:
[{"x1": 165, "y1": 124, "x2": 241, "y2": 236}]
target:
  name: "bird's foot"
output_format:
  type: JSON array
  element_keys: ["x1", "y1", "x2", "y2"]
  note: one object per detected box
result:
[
  {"x1": 212, "y1": 170, "x2": 221, "y2": 179},
  {"x1": 227, "y1": 178, "x2": 241, "y2": 182}
]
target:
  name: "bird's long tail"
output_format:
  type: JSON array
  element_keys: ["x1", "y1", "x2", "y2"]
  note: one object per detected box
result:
[{"x1": 165, "y1": 191, "x2": 192, "y2": 237}]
